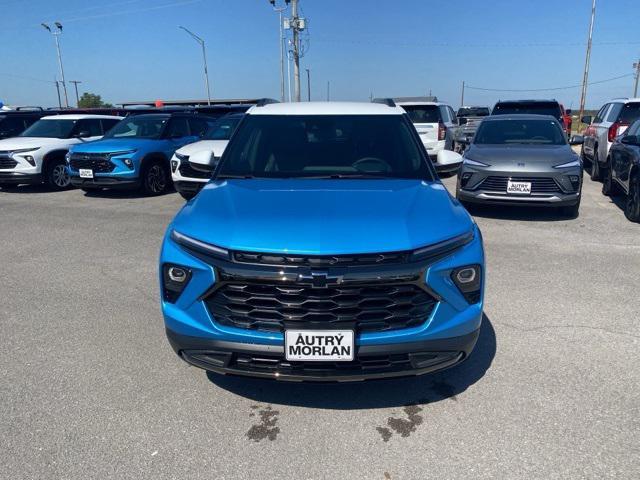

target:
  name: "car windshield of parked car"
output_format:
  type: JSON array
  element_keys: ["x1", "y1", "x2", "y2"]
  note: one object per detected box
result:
[
  {"x1": 474, "y1": 119, "x2": 566, "y2": 145},
  {"x1": 400, "y1": 105, "x2": 441, "y2": 124},
  {"x1": 458, "y1": 107, "x2": 490, "y2": 117},
  {"x1": 619, "y1": 103, "x2": 640, "y2": 125},
  {"x1": 19, "y1": 119, "x2": 77, "y2": 138},
  {"x1": 204, "y1": 117, "x2": 242, "y2": 140},
  {"x1": 217, "y1": 114, "x2": 433, "y2": 180},
  {"x1": 103, "y1": 116, "x2": 168, "y2": 139},
  {"x1": 493, "y1": 103, "x2": 561, "y2": 119}
]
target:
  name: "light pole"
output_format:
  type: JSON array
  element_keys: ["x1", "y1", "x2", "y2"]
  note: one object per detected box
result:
[
  {"x1": 633, "y1": 60, "x2": 640, "y2": 97},
  {"x1": 69, "y1": 80, "x2": 82, "y2": 107},
  {"x1": 578, "y1": 0, "x2": 596, "y2": 129},
  {"x1": 42, "y1": 22, "x2": 69, "y2": 108},
  {"x1": 306, "y1": 68, "x2": 310, "y2": 101},
  {"x1": 268, "y1": 1, "x2": 289, "y2": 102},
  {"x1": 179, "y1": 26, "x2": 212, "y2": 105}
]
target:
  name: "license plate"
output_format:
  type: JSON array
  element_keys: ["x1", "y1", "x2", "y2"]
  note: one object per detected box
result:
[
  {"x1": 79, "y1": 169, "x2": 94, "y2": 179},
  {"x1": 285, "y1": 330, "x2": 354, "y2": 362},
  {"x1": 507, "y1": 180, "x2": 531, "y2": 194}
]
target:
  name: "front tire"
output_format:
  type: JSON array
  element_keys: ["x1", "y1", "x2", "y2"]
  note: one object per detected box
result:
[
  {"x1": 602, "y1": 160, "x2": 621, "y2": 197},
  {"x1": 141, "y1": 160, "x2": 169, "y2": 196},
  {"x1": 624, "y1": 174, "x2": 640, "y2": 223},
  {"x1": 45, "y1": 159, "x2": 71, "y2": 190},
  {"x1": 590, "y1": 149, "x2": 602, "y2": 181}
]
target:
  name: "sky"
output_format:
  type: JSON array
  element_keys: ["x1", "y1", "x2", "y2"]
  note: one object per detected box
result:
[{"x1": 1, "y1": 0, "x2": 639, "y2": 110}]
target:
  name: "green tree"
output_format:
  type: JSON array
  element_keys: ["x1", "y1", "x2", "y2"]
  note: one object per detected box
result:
[{"x1": 77, "y1": 92, "x2": 113, "y2": 108}]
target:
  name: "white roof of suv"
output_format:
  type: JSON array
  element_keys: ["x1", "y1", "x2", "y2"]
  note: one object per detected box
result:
[{"x1": 247, "y1": 101, "x2": 405, "y2": 116}]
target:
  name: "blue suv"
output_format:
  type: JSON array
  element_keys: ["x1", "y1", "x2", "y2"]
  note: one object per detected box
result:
[
  {"x1": 160, "y1": 101, "x2": 485, "y2": 382},
  {"x1": 68, "y1": 113, "x2": 216, "y2": 195}
]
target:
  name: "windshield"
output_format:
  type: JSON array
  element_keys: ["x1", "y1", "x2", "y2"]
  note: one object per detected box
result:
[
  {"x1": 492, "y1": 102, "x2": 561, "y2": 119},
  {"x1": 474, "y1": 119, "x2": 566, "y2": 145},
  {"x1": 217, "y1": 114, "x2": 433, "y2": 180},
  {"x1": 458, "y1": 107, "x2": 490, "y2": 117},
  {"x1": 103, "y1": 116, "x2": 168, "y2": 139},
  {"x1": 20, "y1": 119, "x2": 77, "y2": 138},
  {"x1": 204, "y1": 116, "x2": 242, "y2": 140},
  {"x1": 400, "y1": 105, "x2": 441, "y2": 124}
]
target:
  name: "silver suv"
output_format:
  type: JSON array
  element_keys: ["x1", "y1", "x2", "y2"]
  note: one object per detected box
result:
[{"x1": 581, "y1": 98, "x2": 640, "y2": 181}]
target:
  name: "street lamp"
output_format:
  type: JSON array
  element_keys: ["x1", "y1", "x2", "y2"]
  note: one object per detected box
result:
[
  {"x1": 179, "y1": 26, "x2": 212, "y2": 105},
  {"x1": 42, "y1": 22, "x2": 69, "y2": 108},
  {"x1": 268, "y1": 0, "x2": 290, "y2": 102}
]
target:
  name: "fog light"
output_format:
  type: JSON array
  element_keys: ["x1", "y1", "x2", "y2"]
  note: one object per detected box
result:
[
  {"x1": 162, "y1": 263, "x2": 192, "y2": 303},
  {"x1": 123, "y1": 158, "x2": 134, "y2": 170},
  {"x1": 451, "y1": 264, "x2": 482, "y2": 304},
  {"x1": 460, "y1": 172, "x2": 473, "y2": 188},
  {"x1": 24, "y1": 156, "x2": 36, "y2": 166},
  {"x1": 568, "y1": 175, "x2": 581, "y2": 191},
  {"x1": 171, "y1": 160, "x2": 178, "y2": 173}
]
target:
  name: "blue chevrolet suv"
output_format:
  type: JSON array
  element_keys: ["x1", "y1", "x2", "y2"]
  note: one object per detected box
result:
[
  {"x1": 160, "y1": 101, "x2": 485, "y2": 381},
  {"x1": 68, "y1": 112, "x2": 216, "y2": 195}
]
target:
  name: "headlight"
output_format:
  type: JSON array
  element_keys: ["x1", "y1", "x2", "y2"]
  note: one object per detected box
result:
[
  {"x1": 11, "y1": 147, "x2": 40, "y2": 155},
  {"x1": 451, "y1": 264, "x2": 482, "y2": 304},
  {"x1": 107, "y1": 150, "x2": 137, "y2": 159},
  {"x1": 462, "y1": 157, "x2": 490, "y2": 167},
  {"x1": 175, "y1": 153, "x2": 189, "y2": 162},
  {"x1": 553, "y1": 159, "x2": 581, "y2": 169},
  {"x1": 162, "y1": 263, "x2": 192, "y2": 303},
  {"x1": 170, "y1": 229, "x2": 230, "y2": 259}
]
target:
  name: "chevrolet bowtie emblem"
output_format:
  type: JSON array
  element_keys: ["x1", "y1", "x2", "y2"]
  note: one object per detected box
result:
[{"x1": 297, "y1": 271, "x2": 343, "y2": 288}]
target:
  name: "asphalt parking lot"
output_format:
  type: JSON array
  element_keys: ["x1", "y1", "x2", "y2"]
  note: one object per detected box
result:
[{"x1": 1, "y1": 174, "x2": 638, "y2": 480}]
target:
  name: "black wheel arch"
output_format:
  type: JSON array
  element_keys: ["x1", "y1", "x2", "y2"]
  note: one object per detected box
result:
[{"x1": 42, "y1": 149, "x2": 69, "y2": 172}]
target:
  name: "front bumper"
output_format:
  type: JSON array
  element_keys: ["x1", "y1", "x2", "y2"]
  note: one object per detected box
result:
[
  {"x1": 70, "y1": 176, "x2": 140, "y2": 189},
  {"x1": 174, "y1": 180, "x2": 205, "y2": 197},
  {"x1": 457, "y1": 188, "x2": 580, "y2": 207},
  {"x1": 0, "y1": 171, "x2": 43, "y2": 185},
  {"x1": 167, "y1": 328, "x2": 479, "y2": 381}
]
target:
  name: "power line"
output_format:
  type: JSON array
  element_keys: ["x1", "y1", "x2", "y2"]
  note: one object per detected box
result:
[{"x1": 466, "y1": 73, "x2": 634, "y2": 93}]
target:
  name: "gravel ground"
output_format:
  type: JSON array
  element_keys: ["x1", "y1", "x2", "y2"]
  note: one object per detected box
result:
[{"x1": 1, "y1": 172, "x2": 638, "y2": 480}]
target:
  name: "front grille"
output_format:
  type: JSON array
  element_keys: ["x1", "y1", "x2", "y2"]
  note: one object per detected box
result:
[
  {"x1": 0, "y1": 157, "x2": 18, "y2": 169},
  {"x1": 233, "y1": 251, "x2": 409, "y2": 267},
  {"x1": 205, "y1": 281, "x2": 437, "y2": 333},
  {"x1": 178, "y1": 161, "x2": 210, "y2": 179},
  {"x1": 69, "y1": 153, "x2": 115, "y2": 173},
  {"x1": 478, "y1": 176, "x2": 562, "y2": 194}
]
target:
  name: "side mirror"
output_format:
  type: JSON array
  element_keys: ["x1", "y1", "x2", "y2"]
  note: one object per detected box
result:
[
  {"x1": 621, "y1": 135, "x2": 639, "y2": 145},
  {"x1": 189, "y1": 149, "x2": 218, "y2": 174},
  {"x1": 581, "y1": 115, "x2": 592, "y2": 125},
  {"x1": 569, "y1": 135, "x2": 584, "y2": 146},
  {"x1": 76, "y1": 130, "x2": 91, "y2": 138},
  {"x1": 437, "y1": 150, "x2": 463, "y2": 166}
]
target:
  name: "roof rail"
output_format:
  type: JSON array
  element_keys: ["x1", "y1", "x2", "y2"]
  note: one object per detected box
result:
[
  {"x1": 255, "y1": 98, "x2": 279, "y2": 107},
  {"x1": 16, "y1": 106, "x2": 44, "y2": 111},
  {"x1": 372, "y1": 98, "x2": 396, "y2": 107}
]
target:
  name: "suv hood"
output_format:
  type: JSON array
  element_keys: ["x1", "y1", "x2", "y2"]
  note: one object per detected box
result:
[
  {"x1": 71, "y1": 138, "x2": 153, "y2": 153},
  {"x1": 172, "y1": 179, "x2": 473, "y2": 255},
  {"x1": 0, "y1": 136, "x2": 69, "y2": 150},
  {"x1": 175, "y1": 140, "x2": 229, "y2": 157},
  {"x1": 466, "y1": 144, "x2": 577, "y2": 167}
]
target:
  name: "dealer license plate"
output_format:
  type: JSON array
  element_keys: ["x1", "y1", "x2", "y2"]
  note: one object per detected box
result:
[
  {"x1": 79, "y1": 169, "x2": 94, "y2": 179},
  {"x1": 506, "y1": 180, "x2": 531, "y2": 194},
  {"x1": 285, "y1": 330, "x2": 354, "y2": 362}
]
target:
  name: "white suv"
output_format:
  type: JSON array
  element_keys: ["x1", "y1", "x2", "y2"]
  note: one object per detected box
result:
[
  {"x1": 0, "y1": 114, "x2": 122, "y2": 189},
  {"x1": 171, "y1": 113, "x2": 243, "y2": 199},
  {"x1": 394, "y1": 97, "x2": 460, "y2": 173},
  {"x1": 581, "y1": 98, "x2": 640, "y2": 181}
]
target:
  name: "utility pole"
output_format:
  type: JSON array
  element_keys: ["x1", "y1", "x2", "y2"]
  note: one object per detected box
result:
[
  {"x1": 42, "y1": 22, "x2": 69, "y2": 108},
  {"x1": 268, "y1": 1, "x2": 288, "y2": 102},
  {"x1": 460, "y1": 81, "x2": 465, "y2": 107},
  {"x1": 179, "y1": 26, "x2": 212, "y2": 105},
  {"x1": 326, "y1": 81, "x2": 330, "y2": 101},
  {"x1": 633, "y1": 59, "x2": 640, "y2": 97},
  {"x1": 69, "y1": 80, "x2": 82, "y2": 107},
  {"x1": 288, "y1": 0, "x2": 306, "y2": 102},
  {"x1": 306, "y1": 68, "x2": 310, "y2": 101},
  {"x1": 53, "y1": 80, "x2": 62, "y2": 108},
  {"x1": 578, "y1": 0, "x2": 596, "y2": 127}
]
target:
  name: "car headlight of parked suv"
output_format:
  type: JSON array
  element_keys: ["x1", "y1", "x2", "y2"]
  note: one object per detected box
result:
[
  {"x1": 12, "y1": 147, "x2": 40, "y2": 166},
  {"x1": 462, "y1": 157, "x2": 490, "y2": 167},
  {"x1": 553, "y1": 159, "x2": 581, "y2": 169}
]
